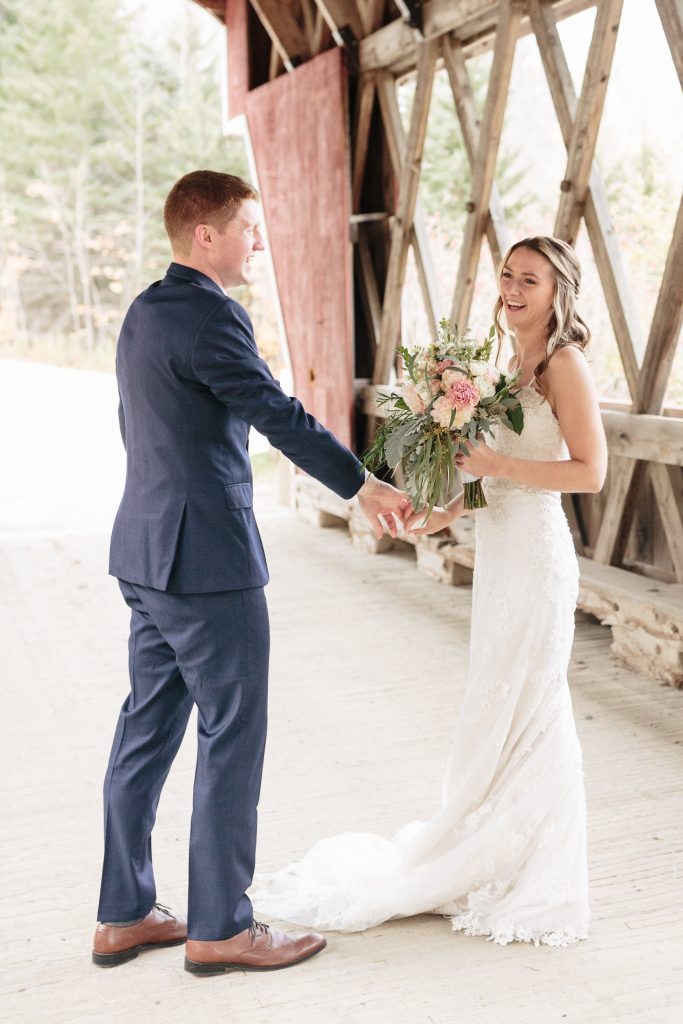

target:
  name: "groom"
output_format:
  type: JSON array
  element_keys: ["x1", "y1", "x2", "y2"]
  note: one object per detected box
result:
[{"x1": 93, "y1": 170, "x2": 409, "y2": 976}]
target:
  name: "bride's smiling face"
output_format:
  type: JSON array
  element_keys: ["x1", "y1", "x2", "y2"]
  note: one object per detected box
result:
[{"x1": 500, "y1": 247, "x2": 556, "y2": 336}]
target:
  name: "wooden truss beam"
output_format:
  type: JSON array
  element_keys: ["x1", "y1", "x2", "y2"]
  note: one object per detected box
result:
[
  {"x1": 249, "y1": 0, "x2": 310, "y2": 71},
  {"x1": 451, "y1": 0, "x2": 523, "y2": 327},
  {"x1": 528, "y1": 0, "x2": 642, "y2": 399},
  {"x1": 375, "y1": 70, "x2": 443, "y2": 340},
  {"x1": 554, "y1": 0, "x2": 624, "y2": 244},
  {"x1": 638, "y1": 195, "x2": 683, "y2": 416},
  {"x1": 357, "y1": 0, "x2": 386, "y2": 35},
  {"x1": 441, "y1": 34, "x2": 510, "y2": 271},
  {"x1": 358, "y1": 0, "x2": 597, "y2": 74},
  {"x1": 372, "y1": 39, "x2": 439, "y2": 384},
  {"x1": 655, "y1": 0, "x2": 683, "y2": 91},
  {"x1": 312, "y1": 0, "x2": 365, "y2": 41},
  {"x1": 351, "y1": 74, "x2": 376, "y2": 212}
]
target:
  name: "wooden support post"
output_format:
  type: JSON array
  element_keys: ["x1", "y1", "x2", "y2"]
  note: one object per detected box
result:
[
  {"x1": 553, "y1": 0, "x2": 624, "y2": 244},
  {"x1": 372, "y1": 42, "x2": 439, "y2": 385},
  {"x1": 450, "y1": 0, "x2": 523, "y2": 327}
]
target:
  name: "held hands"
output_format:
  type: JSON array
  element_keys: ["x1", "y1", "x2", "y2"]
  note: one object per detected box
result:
[
  {"x1": 404, "y1": 496, "x2": 463, "y2": 537},
  {"x1": 357, "y1": 475, "x2": 413, "y2": 539}
]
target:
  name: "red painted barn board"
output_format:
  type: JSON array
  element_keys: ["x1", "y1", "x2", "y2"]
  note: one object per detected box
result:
[
  {"x1": 245, "y1": 48, "x2": 354, "y2": 448},
  {"x1": 225, "y1": 0, "x2": 248, "y2": 118}
]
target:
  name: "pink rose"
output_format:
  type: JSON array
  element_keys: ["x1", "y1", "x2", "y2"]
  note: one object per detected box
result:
[
  {"x1": 436, "y1": 358, "x2": 456, "y2": 372},
  {"x1": 446, "y1": 378, "x2": 480, "y2": 410}
]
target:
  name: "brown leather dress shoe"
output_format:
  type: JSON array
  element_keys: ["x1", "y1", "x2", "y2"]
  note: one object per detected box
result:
[
  {"x1": 184, "y1": 920, "x2": 327, "y2": 976},
  {"x1": 92, "y1": 903, "x2": 187, "y2": 967}
]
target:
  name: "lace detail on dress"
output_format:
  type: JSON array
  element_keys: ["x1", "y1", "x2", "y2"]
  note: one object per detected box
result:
[
  {"x1": 251, "y1": 386, "x2": 589, "y2": 946},
  {"x1": 449, "y1": 910, "x2": 584, "y2": 948}
]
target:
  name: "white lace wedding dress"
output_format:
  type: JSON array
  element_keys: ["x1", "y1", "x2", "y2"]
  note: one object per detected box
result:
[{"x1": 251, "y1": 386, "x2": 589, "y2": 946}]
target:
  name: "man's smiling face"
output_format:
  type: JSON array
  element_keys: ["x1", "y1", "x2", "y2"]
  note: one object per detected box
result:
[{"x1": 203, "y1": 198, "x2": 265, "y2": 289}]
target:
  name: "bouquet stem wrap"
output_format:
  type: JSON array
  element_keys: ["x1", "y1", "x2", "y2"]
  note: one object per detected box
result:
[{"x1": 460, "y1": 471, "x2": 487, "y2": 510}]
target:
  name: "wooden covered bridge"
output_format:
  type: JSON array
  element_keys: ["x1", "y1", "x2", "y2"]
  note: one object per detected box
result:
[
  {"x1": 194, "y1": 0, "x2": 683, "y2": 685},
  {"x1": 3, "y1": 6, "x2": 683, "y2": 1022}
]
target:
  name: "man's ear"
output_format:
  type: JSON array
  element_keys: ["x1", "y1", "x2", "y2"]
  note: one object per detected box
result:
[{"x1": 194, "y1": 223, "x2": 212, "y2": 250}]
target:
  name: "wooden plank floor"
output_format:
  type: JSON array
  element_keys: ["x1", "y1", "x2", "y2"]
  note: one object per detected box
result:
[{"x1": 1, "y1": 485, "x2": 682, "y2": 1024}]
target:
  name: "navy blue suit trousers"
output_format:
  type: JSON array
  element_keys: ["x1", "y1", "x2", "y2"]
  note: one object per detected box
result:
[{"x1": 98, "y1": 581, "x2": 269, "y2": 940}]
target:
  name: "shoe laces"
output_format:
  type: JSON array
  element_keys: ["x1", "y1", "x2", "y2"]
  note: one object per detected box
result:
[
  {"x1": 153, "y1": 902, "x2": 173, "y2": 919},
  {"x1": 249, "y1": 920, "x2": 270, "y2": 940}
]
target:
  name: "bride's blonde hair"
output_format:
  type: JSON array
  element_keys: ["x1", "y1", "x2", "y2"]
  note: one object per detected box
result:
[{"x1": 493, "y1": 236, "x2": 591, "y2": 391}]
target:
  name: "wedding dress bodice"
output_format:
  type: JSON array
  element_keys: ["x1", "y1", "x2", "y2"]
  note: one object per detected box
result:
[{"x1": 484, "y1": 385, "x2": 568, "y2": 502}]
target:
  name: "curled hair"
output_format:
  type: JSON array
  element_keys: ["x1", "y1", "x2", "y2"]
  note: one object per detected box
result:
[
  {"x1": 163, "y1": 170, "x2": 259, "y2": 257},
  {"x1": 493, "y1": 236, "x2": 591, "y2": 392}
]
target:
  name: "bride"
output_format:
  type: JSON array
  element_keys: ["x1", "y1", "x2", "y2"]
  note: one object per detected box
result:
[{"x1": 251, "y1": 236, "x2": 608, "y2": 947}]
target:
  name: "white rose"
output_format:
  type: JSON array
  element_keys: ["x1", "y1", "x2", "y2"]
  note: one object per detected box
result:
[
  {"x1": 474, "y1": 376, "x2": 495, "y2": 400},
  {"x1": 470, "y1": 360, "x2": 490, "y2": 378},
  {"x1": 453, "y1": 405, "x2": 476, "y2": 430},
  {"x1": 415, "y1": 378, "x2": 433, "y2": 404},
  {"x1": 401, "y1": 381, "x2": 425, "y2": 415},
  {"x1": 430, "y1": 396, "x2": 455, "y2": 429}
]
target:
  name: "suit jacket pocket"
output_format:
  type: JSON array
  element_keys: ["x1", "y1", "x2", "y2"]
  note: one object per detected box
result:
[{"x1": 224, "y1": 482, "x2": 253, "y2": 509}]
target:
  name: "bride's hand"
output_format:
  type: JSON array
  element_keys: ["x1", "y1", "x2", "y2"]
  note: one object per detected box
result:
[
  {"x1": 404, "y1": 500, "x2": 461, "y2": 536},
  {"x1": 455, "y1": 438, "x2": 500, "y2": 477}
]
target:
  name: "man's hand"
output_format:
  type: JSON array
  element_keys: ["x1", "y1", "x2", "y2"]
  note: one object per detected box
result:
[{"x1": 357, "y1": 475, "x2": 412, "y2": 539}]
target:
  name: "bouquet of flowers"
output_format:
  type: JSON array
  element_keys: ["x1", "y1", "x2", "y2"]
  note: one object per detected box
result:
[{"x1": 363, "y1": 319, "x2": 524, "y2": 514}]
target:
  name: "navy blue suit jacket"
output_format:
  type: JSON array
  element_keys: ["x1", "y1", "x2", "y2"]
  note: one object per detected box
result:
[{"x1": 109, "y1": 262, "x2": 365, "y2": 593}]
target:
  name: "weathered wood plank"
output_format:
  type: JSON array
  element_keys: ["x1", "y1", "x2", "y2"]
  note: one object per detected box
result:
[
  {"x1": 450, "y1": 0, "x2": 523, "y2": 327},
  {"x1": 601, "y1": 411, "x2": 683, "y2": 465},
  {"x1": 358, "y1": 0, "x2": 597, "y2": 74},
  {"x1": 553, "y1": 0, "x2": 624, "y2": 244}
]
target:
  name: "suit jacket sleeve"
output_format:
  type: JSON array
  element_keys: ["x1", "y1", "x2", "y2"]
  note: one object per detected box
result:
[{"x1": 191, "y1": 299, "x2": 365, "y2": 500}]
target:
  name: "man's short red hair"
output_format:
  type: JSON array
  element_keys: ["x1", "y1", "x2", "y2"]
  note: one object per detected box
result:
[{"x1": 163, "y1": 170, "x2": 260, "y2": 256}]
